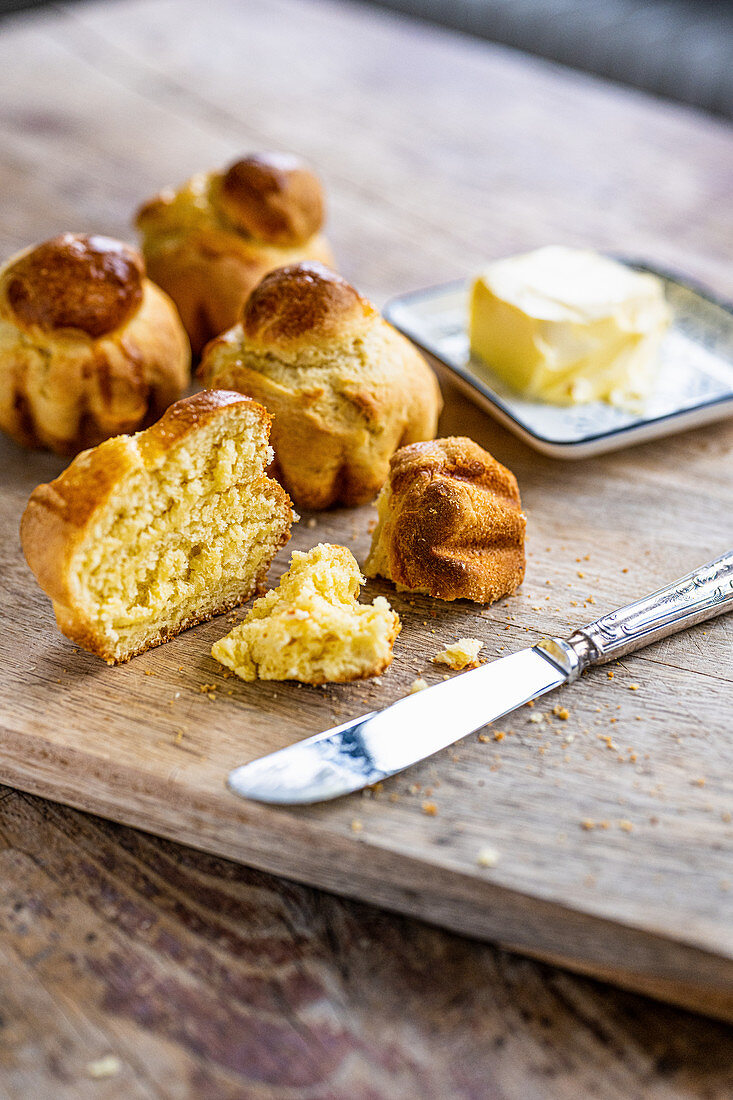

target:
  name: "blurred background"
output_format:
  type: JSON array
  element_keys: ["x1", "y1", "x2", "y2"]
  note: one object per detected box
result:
[{"x1": 2, "y1": 0, "x2": 732, "y2": 117}]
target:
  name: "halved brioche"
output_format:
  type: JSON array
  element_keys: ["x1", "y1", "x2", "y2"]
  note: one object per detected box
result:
[
  {"x1": 211, "y1": 543, "x2": 400, "y2": 684},
  {"x1": 20, "y1": 390, "x2": 294, "y2": 664}
]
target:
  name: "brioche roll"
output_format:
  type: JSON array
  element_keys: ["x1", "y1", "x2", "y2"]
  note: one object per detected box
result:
[
  {"x1": 0, "y1": 233, "x2": 190, "y2": 456},
  {"x1": 136, "y1": 153, "x2": 335, "y2": 354},
  {"x1": 200, "y1": 262, "x2": 442, "y2": 509}
]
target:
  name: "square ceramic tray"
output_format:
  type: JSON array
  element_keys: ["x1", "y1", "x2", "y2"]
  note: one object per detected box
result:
[{"x1": 383, "y1": 261, "x2": 733, "y2": 458}]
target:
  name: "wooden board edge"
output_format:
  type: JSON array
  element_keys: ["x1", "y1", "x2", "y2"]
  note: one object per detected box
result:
[{"x1": 0, "y1": 723, "x2": 731, "y2": 1023}]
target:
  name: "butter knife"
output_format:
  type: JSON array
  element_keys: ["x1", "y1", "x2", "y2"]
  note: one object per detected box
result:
[{"x1": 228, "y1": 550, "x2": 733, "y2": 804}]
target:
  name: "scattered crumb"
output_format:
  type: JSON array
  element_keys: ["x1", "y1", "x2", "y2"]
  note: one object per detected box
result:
[
  {"x1": 693, "y1": 777, "x2": 706, "y2": 787},
  {"x1": 529, "y1": 712, "x2": 544, "y2": 725},
  {"x1": 493, "y1": 730, "x2": 506, "y2": 742},
  {"x1": 477, "y1": 732, "x2": 491, "y2": 743},
  {"x1": 409, "y1": 677, "x2": 429, "y2": 694},
  {"x1": 619, "y1": 820, "x2": 634, "y2": 832},
  {"x1": 476, "y1": 846, "x2": 500, "y2": 868},
  {"x1": 432, "y1": 638, "x2": 483, "y2": 671},
  {"x1": 628, "y1": 683, "x2": 639, "y2": 691},
  {"x1": 421, "y1": 801, "x2": 438, "y2": 816},
  {"x1": 87, "y1": 1056, "x2": 122, "y2": 1079},
  {"x1": 581, "y1": 819, "x2": 596, "y2": 830},
  {"x1": 306, "y1": 517, "x2": 317, "y2": 529},
  {"x1": 607, "y1": 671, "x2": 614, "y2": 679},
  {"x1": 350, "y1": 819, "x2": 364, "y2": 833},
  {"x1": 552, "y1": 705, "x2": 569, "y2": 721}
]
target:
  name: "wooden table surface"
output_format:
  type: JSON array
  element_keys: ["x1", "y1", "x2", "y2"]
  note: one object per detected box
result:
[{"x1": 1, "y1": 0, "x2": 732, "y2": 1096}]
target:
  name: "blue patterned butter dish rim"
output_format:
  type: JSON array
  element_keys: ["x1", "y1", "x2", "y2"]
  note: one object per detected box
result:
[{"x1": 383, "y1": 259, "x2": 733, "y2": 459}]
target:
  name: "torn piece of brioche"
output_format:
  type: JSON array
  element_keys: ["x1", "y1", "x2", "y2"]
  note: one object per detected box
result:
[
  {"x1": 365, "y1": 436, "x2": 525, "y2": 604},
  {"x1": 212, "y1": 543, "x2": 400, "y2": 684},
  {"x1": 20, "y1": 390, "x2": 294, "y2": 664}
]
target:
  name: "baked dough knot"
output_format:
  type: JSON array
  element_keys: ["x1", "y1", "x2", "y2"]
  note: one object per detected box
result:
[
  {"x1": 219, "y1": 153, "x2": 325, "y2": 247},
  {"x1": 4, "y1": 233, "x2": 144, "y2": 338},
  {"x1": 240, "y1": 260, "x2": 377, "y2": 351}
]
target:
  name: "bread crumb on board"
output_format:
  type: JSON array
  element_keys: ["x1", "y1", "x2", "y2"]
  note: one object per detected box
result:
[
  {"x1": 476, "y1": 846, "x2": 500, "y2": 868},
  {"x1": 87, "y1": 1056, "x2": 122, "y2": 1079},
  {"x1": 409, "y1": 677, "x2": 429, "y2": 694},
  {"x1": 432, "y1": 638, "x2": 483, "y2": 671}
]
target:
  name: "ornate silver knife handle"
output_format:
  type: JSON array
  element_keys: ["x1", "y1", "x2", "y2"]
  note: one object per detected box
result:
[{"x1": 537, "y1": 550, "x2": 733, "y2": 679}]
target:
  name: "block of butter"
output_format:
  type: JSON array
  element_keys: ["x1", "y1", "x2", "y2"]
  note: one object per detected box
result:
[{"x1": 469, "y1": 246, "x2": 671, "y2": 408}]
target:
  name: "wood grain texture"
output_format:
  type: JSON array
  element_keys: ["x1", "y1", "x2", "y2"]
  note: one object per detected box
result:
[
  {"x1": 1, "y1": 785, "x2": 733, "y2": 1100},
  {"x1": 0, "y1": 0, "x2": 732, "y2": 1078}
]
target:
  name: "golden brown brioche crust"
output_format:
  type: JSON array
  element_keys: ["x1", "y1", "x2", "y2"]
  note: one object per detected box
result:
[
  {"x1": 135, "y1": 153, "x2": 335, "y2": 354},
  {"x1": 200, "y1": 263, "x2": 443, "y2": 510},
  {"x1": 241, "y1": 261, "x2": 376, "y2": 350},
  {"x1": 364, "y1": 436, "x2": 526, "y2": 603},
  {"x1": 20, "y1": 390, "x2": 292, "y2": 663},
  {"x1": 5, "y1": 234, "x2": 144, "y2": 338},
  {"x1": 219, "y1": 154, "x2": 325, "y2": 247},
  {"x1": 0, "y1": 234, "x2": 190, "y2": 456}
]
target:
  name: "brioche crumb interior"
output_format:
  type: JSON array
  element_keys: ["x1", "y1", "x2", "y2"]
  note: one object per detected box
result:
[
  {"x1": 211, "y1": 543, "x2": 400, "y2": 683},
  {"x1": 69, "y1": 405, "x2": 291, "y2": 661}
]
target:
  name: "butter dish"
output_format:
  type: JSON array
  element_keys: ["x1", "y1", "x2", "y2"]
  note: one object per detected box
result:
[{"x1": 384, "y1": 260, "x2": 733, "y2": 458}]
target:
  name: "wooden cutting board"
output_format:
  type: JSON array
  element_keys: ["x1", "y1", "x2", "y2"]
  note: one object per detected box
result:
[
  {"x1": 2, "y1": 378, "x2": 732, "y2": 1023},
  {"x1": 1, "y1": 0, "x2": 733, "y2": 1028}
]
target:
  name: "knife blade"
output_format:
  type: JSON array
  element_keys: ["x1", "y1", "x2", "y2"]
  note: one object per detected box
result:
[
  {"x1": 228, "y1": 550, "x2": 733, "y2": 805},
  {"x1": 228, "y1": 644, "x2": 571, "y2": 804}
]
